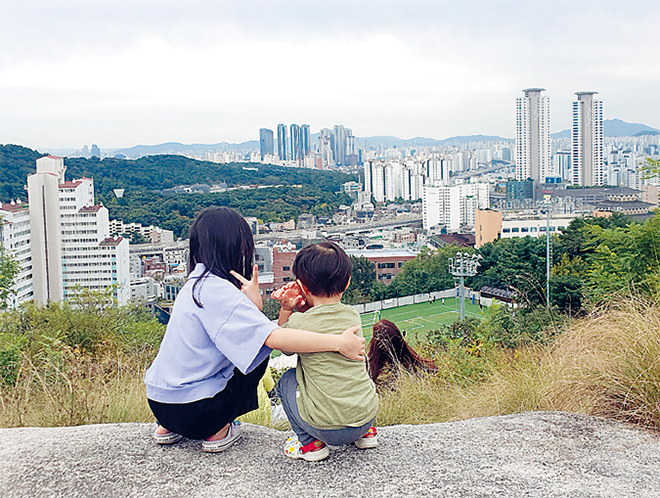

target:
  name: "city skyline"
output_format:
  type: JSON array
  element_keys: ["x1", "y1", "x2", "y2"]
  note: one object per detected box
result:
[{"x1": 1, "y1": 0, "x2": 659, "y2": 150}]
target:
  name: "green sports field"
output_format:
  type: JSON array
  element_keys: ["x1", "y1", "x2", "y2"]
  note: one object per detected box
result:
[
  {"x1": 359, "y1": 297, "x2": 486, "y2": 343},
  {"x1": 270, "y1": 297, "x2": 487, "y2": 358}
]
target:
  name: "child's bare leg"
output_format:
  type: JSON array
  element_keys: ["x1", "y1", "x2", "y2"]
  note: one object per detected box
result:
[
  {"x1": 205, "y1": 423, "x2": 230, "y2": 441},
  {"x1": 155, "y1": 425, "x2": 172, "y2": 435}
]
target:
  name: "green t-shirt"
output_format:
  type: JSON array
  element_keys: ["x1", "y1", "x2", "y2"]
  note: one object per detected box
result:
[{"x1": 285, "y1": 302, "x2": 379, "y2": 430}]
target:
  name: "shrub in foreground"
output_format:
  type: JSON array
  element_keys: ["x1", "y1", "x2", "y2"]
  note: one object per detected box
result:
[{"x1": 0, "y1": 290, "x2": 165, "y2": 428}]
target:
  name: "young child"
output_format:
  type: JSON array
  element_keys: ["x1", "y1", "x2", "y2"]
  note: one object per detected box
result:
[
  {"x1": 273, "y1": 241, "x2": 379, "y2": 462},
  {"x1": 144, "y1": 208, "x2": 365, "y2": 453}
]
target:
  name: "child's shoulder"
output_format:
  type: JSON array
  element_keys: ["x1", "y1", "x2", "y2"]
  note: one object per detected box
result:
[{"x1": 292, "y1": 302, "x2": 359, "y2": 330}]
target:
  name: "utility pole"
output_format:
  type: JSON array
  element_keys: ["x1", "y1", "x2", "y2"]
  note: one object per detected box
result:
[
  {"x1": 448, "y1": 252, "x2": 482, "y2": 320},
  {"x1": 543, "y1": 193, "x2": 552, "y2": 308}
]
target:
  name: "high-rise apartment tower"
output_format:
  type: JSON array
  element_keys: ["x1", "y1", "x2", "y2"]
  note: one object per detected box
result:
[
  {"x1": 290, "y1": 124, "x2": 301, "y2": 161},
  {"x1": 571, "y1": 92, "x2": 604, "y2": 186},
  {"x1": 27, "y1": 157, "x2": 130, "y2": 305},
  {"x1": 515, "y1": 88, "x2": 551, "y2": 186}
]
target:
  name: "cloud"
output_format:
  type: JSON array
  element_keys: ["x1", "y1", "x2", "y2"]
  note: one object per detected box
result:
[{"x1": 1, "y1": 0, "x2": 659, "y2": 148}]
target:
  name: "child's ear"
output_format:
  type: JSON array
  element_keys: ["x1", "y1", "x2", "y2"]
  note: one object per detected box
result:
[
  {"x1": 297, "y1": 280, "x2": 311, "y2": 297},
  {"x1": 344, "y1": 276, "x2": 352, "y2": 292}
]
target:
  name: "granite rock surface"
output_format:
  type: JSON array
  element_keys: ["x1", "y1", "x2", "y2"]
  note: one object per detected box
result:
[{"x1": 1, "y1": 411, "x2": 659, "y2": 498}]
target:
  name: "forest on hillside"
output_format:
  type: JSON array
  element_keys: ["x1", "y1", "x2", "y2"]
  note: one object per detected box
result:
[{"x1": 0, "y1": 145, "x2": 357, "y2": 237}]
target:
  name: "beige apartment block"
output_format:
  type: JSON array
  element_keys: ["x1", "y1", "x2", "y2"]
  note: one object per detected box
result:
[{"x1": 475, "y1": 209, "x2": 502, "y2": 248}]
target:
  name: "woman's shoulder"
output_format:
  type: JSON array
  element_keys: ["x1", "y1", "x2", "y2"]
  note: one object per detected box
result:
[{"x1": 182, "y1": 270, "x2": 244, "y2": 311}]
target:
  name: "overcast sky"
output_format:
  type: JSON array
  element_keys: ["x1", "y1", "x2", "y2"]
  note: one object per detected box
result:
[{"x1": 1, "y1": 0, "x2": 659, "y2": 150}]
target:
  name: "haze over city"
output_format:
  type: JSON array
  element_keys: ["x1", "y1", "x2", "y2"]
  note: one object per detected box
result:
[{"x1": 1, "y1": 0, "x2": 659, "y2": 150}]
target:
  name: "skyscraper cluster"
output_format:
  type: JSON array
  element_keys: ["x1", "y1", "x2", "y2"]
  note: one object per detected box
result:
[
  {"x1": 271, "y1": 123, "x2": 311, "y2": 162},
  {"x1": 260, "y1": 124, "x2": 355, "y2": 168},
  {"x1": 515, "y1": 88, "x2": 604, "y2": 192}
]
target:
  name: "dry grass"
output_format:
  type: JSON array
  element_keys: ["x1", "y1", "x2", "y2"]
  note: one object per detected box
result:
[
  {"x1": 4, "y1": 298, "x2": 659, "y2": 432},
  {"x1": 0, "y1": 346, "x2": 288, "y2": 430},
  {"x1": 543, "y1": 299, "x2": 660, "y2": 427},
  {"x1": 378, "y1": 299, "x2": 660, "y2": 430},
  {"x1": 376, "y1": 347, "x2": 549, "y2": 425},
  {"x1": 0, "y1": 347, "x2": 154, "y2": 427}
]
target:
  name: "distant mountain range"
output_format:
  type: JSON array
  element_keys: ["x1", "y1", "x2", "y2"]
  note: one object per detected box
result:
[
  {"x1": 41, "y1": 118, "x2": 659, "y2": 159},
  {"x1": 551, "y1": 119, "x2": 660, "y2": 139},
  {"x1": 354, "y1": 135, "x2": 511, "y2": 149},
  {"x1": 107, "y1": 134, "x2": 512, "y2": 159},
  {"x1": 111, "y1": 140, "x2": 260, "y2": 158}
]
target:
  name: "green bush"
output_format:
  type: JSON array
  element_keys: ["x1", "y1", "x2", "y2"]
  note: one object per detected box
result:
[
  {"x1": 0, "y1": 288, "x2": 166, "y2": 427},
  {"x1": 0, "y1": 347, "x2": 21, "y2": 386}
]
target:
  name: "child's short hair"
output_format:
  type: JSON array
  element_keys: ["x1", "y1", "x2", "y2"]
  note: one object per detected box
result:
[{"x1": 293, "y1": 241, "x2": 351, "y2": 297}]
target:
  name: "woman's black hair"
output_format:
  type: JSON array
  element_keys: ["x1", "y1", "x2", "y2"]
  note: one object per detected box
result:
[{"x1": 188, "y1": 206, "x2": 254, "y2": 308}]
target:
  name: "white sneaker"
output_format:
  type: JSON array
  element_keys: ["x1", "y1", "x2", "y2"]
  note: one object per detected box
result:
[
  {"x1": 202, "y1": 421, "x2": 242, "y2": 453},
  {"x1": 284, "y1": 436, "x2": 329, "y2": 462},
  {"x1": 355, "y1": 427, "x2": 378, "y2": 449},
  {"x1": 153, "y1": 426, "x2": 183, "y2": 445}
]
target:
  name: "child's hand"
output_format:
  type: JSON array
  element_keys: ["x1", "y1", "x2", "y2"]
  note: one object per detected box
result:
[
  {"x1": 272, "y1": 282, "x2": 306, "y2": 311},
  {"x1": 231, "y1": 265, "x2": 263, "y2": 311}
]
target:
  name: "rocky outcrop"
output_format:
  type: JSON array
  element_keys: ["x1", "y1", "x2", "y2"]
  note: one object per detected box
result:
[{"x1": 1, "y1": 412, "x2": 659, "y2": 497}]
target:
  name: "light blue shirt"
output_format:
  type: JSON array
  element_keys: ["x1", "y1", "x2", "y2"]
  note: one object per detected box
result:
[{"x1": 145, "y1": 264, "x2": 277, "y2": 403}]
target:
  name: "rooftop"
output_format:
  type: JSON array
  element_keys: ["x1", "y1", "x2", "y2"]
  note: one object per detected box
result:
[
  {"x1": 59, "y1": 180, "x2": 83, "y2": 189},
  {"x1": 0, "y1": 202, "x2": 28, "y2": 213},
  {"x1": 345, "y1": 248, "x2": 418, "y2": 258},
  {"x1": 99, "y1": 237, "x2": 125, "y2": 246},
  {"x1": 79, "y1": 205, "x2": 103, "y2": 213}
]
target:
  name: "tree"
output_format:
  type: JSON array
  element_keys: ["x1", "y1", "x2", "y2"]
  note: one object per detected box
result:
[
  {"x1": 639, "y1": 157, "x2": 660, "y2": 180},
  {"x1": 584, "y1": 213, "x2": 660, "y2": 300},
  {"x1": 262, "y1": 298, "x2": 281, "y2": 321},
  {"x1": 549, "y1": 274, "x2": 583, "y2": 312},
  {"x1": 343, "y1": 257, "x2": 376, "y2": 304},
  {"x1": 124, "y1": 232, "x2": 150, "y2": 245},
  {"x1": 0, "y1": 246, "x2": 19, "y2": 310},
  {"x1": 473, "y1": 236, "x2": 551, "y2": 306}
]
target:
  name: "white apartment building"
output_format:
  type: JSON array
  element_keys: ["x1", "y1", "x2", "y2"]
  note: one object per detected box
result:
[
  {"x1": 364, "y1": 159, "x2": 427, "y2": 203},
  {"x1": 422, "y1": 183, "x2": 490, "y2": 232},
  {"x1": 27, "y1": 156, "x2": 130, "y2": 305},
  {"x1": 500, "y1": 215, "x2": 576, "y2": 239},
  {"x1": 516, "y1": 88, "x2": 551, "y2": 184},
  {"x1": 0, "y1": 201, "x2": 33, "y2": 308},
  {"x1": 571, "y1": 92, "x2": 604, "y2": 187},
  {"x1": 109, "y1": 219, "x2": 175, "y2": 244}
]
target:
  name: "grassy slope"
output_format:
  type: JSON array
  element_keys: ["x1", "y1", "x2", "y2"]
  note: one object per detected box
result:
[{"x1": 377, "y1": 298, "x2": 660, "y2": 430}]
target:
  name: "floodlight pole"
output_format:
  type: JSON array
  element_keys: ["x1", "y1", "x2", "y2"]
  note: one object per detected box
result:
[
  {"x1": 459, "y1": 272, "x2": 466, "y2": 320},
  {"x1": 449, "y1": 252, "x2": 481, "y2": 320}
]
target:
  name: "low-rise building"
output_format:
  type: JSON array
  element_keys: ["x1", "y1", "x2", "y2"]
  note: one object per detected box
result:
[
  {"x1": 130, "y1": 276, "x2": 162, "y2": 302},
  {"x1": 475, "y1": 209, "x2": 503, "y2": 248},
  {"x1": 272, "y1": 243, "x2": 297, "y2": 286},
  {"x1": 500, "y1": 215, "x2": 576, "y2": 239},
  {"x1": 345, "y1": 248, "x2": 417, "y2": 284}
]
